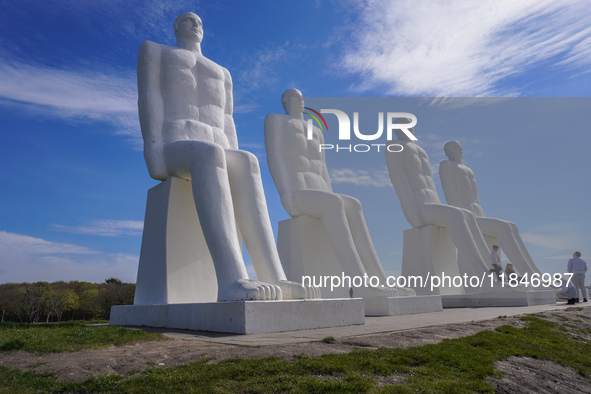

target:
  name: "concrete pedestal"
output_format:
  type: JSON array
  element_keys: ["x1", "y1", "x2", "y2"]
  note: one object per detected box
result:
[
  {"x1": 278, "y1": 216, "x2": 442, "y2": 316},
  {"x1": 401, "y1": 226, "x2": 556, "y2": 307},
  {"x1": 442, "y1": 289, "x2": 557, "y2": 308},
  {"x1": 364, "y1": 295, "x2": 442, "y2": 316},
  {"x1": 134, "y1": 177, "x2": 219, "y2": 305},
  {"x1": 110, "y1": 299, "x2": 365, "y2": 334},
  {"x1": 401, "y1": 225, "x2": 460, "y2": 296}
]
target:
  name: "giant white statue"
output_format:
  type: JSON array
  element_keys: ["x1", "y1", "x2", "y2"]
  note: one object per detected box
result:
[
  {"x1": 439, "y1": 141, "x2": 540, "y2": 275},
  {"x1": 265, "y1": 89, "x2": 412, "y2": 298},
  {"x1": 385, "y1": 123, "x2": 492, "y2": 278},
  {"x1": 137, "y1": 12, "x2": 314, "y2": 302}
]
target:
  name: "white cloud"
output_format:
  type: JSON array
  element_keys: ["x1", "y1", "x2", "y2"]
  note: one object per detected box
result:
[
  {"x1": 53, "y1": 220, "x2": 144, "y2": 237},
  {"x1": 234, "y1": 103, "x2": 259, "y2": 114},
  {"x1": 0, "y1": 231, "x2": 138, "y2": 283},
  {"x1": 521, "y1": 223, "x2": 585, "y2": 253},
  {"x1": 330, "y1": 168, "x2": 391, "y2": 187},
  {"x1": 238, "y1": 45, "x2": 289, "y2": 91},
  {"x1": 0, "y1": 61, "x2": 140, "y2": 142},
  {"x1": 342, "y1": 0, "x2": 591, "y2": 96}
]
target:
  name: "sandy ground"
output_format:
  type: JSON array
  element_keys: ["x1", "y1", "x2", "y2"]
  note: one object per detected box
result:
[{"x1": 1, "y1": 306, "x2": 590, "y2": 392}]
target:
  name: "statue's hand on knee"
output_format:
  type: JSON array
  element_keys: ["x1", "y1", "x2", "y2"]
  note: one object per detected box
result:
[
  {"x1": 351, "y1": 285, "x2": 398, "y2": 299},
  {"x1": 218, "y1": 279, "x2": 282, "y2": 302},
  {"x1": 273, "y1": 279, "x2": 321, "y2": 299},
  {"x1": 391, "y1": 286, "x2": 416, "y2": 296}
]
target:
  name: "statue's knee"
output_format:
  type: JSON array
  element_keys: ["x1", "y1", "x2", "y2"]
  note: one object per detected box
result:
[
  {"x1": 230, "y1": 150, "x2": 260, "y2": 175},
  {"x1": 201, "y1": 144, "x2": 226, "y2": 167},
  {"x1": 323, "y1": 194, "x2": 345, "y2": 213},
  {"x1": 343, "y1": 196, "x2": 362, "y2": 212}
]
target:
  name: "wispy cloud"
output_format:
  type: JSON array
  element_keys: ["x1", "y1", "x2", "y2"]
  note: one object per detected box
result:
[
  {"x1": 0, "y1": 231, "x2": 138, "y2": 283},
  {"x1": 53, "y1": 220, "x2": 144, "y2": 237},
  {"x1": 342, "y1": 0, "x2": 591, "y2": 96},
  {"x1": 0, "y1": 60, "x2": 140, "y2": 143},
  {"x1": 237, "y1": 45, "x2": 289, "y2": 91},
  {"x1": 330, "y1": 168, "x2": 391, "y2": 188},
  {"x1": 234, "y1": 103, "x2": 259, "y2": 114},
  {"x1": 521, "y1": 223, "x2": 585, "y2": 254}
]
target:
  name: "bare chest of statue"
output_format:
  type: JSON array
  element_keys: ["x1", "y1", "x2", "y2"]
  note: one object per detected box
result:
[
  {"x1": 283, "y1": 118, "x2": 330, "y2": 191},
  {"x1": 160, "y1": 47, "x2": 228, "y2": 145}
]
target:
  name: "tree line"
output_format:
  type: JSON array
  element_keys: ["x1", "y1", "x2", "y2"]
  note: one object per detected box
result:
[{"x1": 0, "y1": 278, "x2": 134, "y2": 323}]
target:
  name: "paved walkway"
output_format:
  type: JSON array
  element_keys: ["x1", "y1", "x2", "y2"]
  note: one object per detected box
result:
[{"x1": 138, "y1": 301, "x2": 591, "y2": 346}]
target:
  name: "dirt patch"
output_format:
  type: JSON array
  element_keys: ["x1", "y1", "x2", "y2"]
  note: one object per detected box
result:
[
  {"x1": 0, "y1": 307, "x2": 590, "y2": 388},
  {"x1": 489, "y1": 357, "x2": 591, "y2": 394}
]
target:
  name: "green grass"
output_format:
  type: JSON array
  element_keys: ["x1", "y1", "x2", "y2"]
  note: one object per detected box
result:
[
  {"x1": 0, "y1": 321, "x2": 166, "y2": 353},
  {"x1": 0, "y1": 315, "x2": 590, "y2": 393}
]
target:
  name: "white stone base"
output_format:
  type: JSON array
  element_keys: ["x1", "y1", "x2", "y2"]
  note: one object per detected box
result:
[
  {"x1": 134, "y1": 177, "x2": 220, "y2": 305},
  {"x1": 110, "y1": 299, "x2": 365, "y2": 334},
  {"x1": 364, "y1": 295, "x2": 442, "y2": 317},
  {"x1": 441, "y1": 289, "x2": 557, "y2": 308},
  {"x1": 278, "y1": 215, "x2": 349, "y2": 299},
  {"x1": 278, "y1": 216, "x2": 443, "y2": 316},
  {"x1": 401, "y1": 226, "x2": 461, "y2": 296}
]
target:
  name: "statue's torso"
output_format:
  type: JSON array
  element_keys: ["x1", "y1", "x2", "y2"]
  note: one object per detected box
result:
[
  {"x1": 161, "y1": 47, "x2": 230, "y2": 148},
  {"x1": 276, "y1": 117, "x2": 331, "y2": 193},
  {"x1": 400, "y1": 142, "x2": 441, "y2": 205},
  {"x1": 444, "y1": 161, "x2": 484, "y2": 217}
]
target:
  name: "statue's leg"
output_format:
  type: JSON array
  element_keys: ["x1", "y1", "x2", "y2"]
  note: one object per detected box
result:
[
  {"x1": 509, "y1": 221, "x2": 541, "y2": 275},
  {"x1": 294, "y1": 190, "x2": 395, "y2": 298},
  {"x1": 422, "y1": 204, "x2": 489, "y2": 274},
  {"x1": 340, "y1": 195, "x2": 409, "y2": 295},
  {"x1": 477, "y1": 218, "x2": 539, "y2": 275},
  {"x1": 163, "y1": 141, "x2": 280, "y2": 301},
  {"x1": 225, "y1": 150, "x2": 317, "y2": 299}
]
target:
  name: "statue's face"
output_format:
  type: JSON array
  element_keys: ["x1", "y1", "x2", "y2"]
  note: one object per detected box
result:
[
  {"x1": 446, "y1": 141, "x2": 462, "y2": 161},
  {"x1": 175, "y1": 12, "x2": 203, "y2": 43},
  {"x1": 281, "y1": 89, "x2": 304, "y2": 115},
  {"x1": 454, "y1": 143, "x2": 463, "y2": 160},
  {"x1": 289, "y1": 92, "x2": 304, "y2": 114}
]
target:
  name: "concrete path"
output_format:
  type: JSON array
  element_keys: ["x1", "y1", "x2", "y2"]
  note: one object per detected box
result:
[{"x1": 137, "y1": 301, "x2": 591, "y2": 346}]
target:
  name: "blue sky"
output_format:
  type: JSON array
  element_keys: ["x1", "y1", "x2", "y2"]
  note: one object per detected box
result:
[{"x1": 0, "y1": 0, "x2": 590, "y2": 285}]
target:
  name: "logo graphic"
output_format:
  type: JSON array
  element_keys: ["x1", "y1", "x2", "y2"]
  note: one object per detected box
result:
[
  {"x1": 303, "y1": 107, "x2": 329, "y2": 131},
  {"x1": 303, "y1": 107, "x2": 417, "y2": 152}
]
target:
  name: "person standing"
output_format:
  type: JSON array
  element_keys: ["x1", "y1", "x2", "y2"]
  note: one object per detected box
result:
[
  {"x1": 567, "y1": 251, "x2": 588, "y2": 302},
  {"x1": 489, "y1": 245, "x2": 503, "y2": 281}
]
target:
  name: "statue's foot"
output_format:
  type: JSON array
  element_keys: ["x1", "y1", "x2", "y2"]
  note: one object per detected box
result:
[
  {"x1": 351, "y1": 286, "x2": 397, "y2": 299},
  {"x1": 217, "y1": 279, "x2": 282, "y2": 302},
  {"x1": 392, "y1": 286, "x2": 416, "y2": 296},
  {"x1": 274, "y1": 280, "x2": 321, "y2": 300}
]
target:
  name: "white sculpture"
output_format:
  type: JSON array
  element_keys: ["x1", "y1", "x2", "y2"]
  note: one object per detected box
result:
[
  {"x1": 137, "y1": 12, "x2": 314, "y2": 302},
  {"x1": 265, "y1": 89, "x2": 412, "y2": 298},
  {"x1": 385, "y1": 123, "x2": 492, "y2": 277},
  {"x1": 439, "y1": 141, "x2": 541, "y2": 275}
]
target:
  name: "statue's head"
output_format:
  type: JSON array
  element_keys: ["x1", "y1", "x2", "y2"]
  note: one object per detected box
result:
[
  {"x1": 392, "y1": 117, "x2": 415, "y2": 140},
  {"x1": 444, "y1": 140, "x2": 463, "y2": 162},
  {"x1": 281, "y1": 88, "x2": 304, "y2": 115},
  {"x1": 174, "y1": 12, "x2": 203, "y2": 43},
  {"x1": 575, "y1": 251, "x2": 582, "y2": 257}
]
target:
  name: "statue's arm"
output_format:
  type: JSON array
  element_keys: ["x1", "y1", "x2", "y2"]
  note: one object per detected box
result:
[
  {"x1": 264, "y1": 115, "x2": 291, "y2": 193},
  {"x1": 137, "y1": 41, "x2": 167, "y2": 180},
  {"x1": 386, "y1": 149, "x2": 424, "y2": 228},
  {"x1": 439, "y1": 160, "x2": 463, "y2": 208},
  {"x1": 222, "y1": 68, "x2": 239, "y2": 150},
  {"x1": 317, "y1": 127, "x2": 333, "y2": 192},
  {"x1": 467, "y1": 169, "x2": 486, "y2": 217},
  {"x1": 264, "y1": 115, "x2": 298, "y2": 213}
]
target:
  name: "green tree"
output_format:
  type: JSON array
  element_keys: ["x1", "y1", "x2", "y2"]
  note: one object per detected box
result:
[
  {"x1": 0, "y1": 283, "x2": 26, "y2": 322},
  {"x1": 78, "y1": 288, "x2": 101, "y2": 320},
  {"x1": 24, "y1": 282, "x2": 49, "y2": 322}
]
